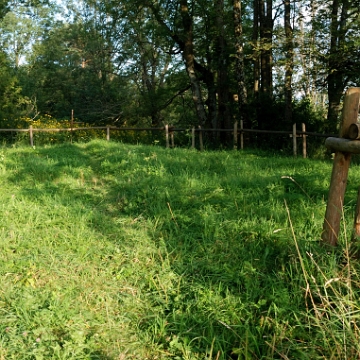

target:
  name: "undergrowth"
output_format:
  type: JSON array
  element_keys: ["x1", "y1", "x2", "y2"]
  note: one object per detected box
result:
[{"x1": 0, "y1": 140, "x2": 359, "y2": 359}]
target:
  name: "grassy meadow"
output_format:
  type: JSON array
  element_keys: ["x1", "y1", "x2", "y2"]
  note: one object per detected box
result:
[{"x1": 0, "y1": 140, "x2": 360, "y2": 359}]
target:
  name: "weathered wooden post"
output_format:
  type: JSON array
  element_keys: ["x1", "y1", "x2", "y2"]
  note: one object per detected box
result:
[
  {"x1": 29, "y1": 125, "x2": 33, "y2": 147},
  {"x1": 106, "y1": 126, "x2": 110, "y2": 141},
  {"x1": 170, "y1": 127, "x2": 174, "y2": 148},
  {"x1": 291, "y1": 123, "x2": 307, "y2": 157},
  {"x1": 292, "y1": 123, "x2": 297, "y2": 157},
  {"x1": 240, "y1": 120, "x2": 244, "y2": 150},
  {"x1": 302, "y1": 123, "x2": 307, "y2": 159},
  {"x1": 198, "y1": 125, "x2": 204, "y2": 151},
  {"x1": 71, "y1": 109, "x2": 74, "y2": 144},
  {"x1": 165, "y1": 124, "x2": 169, "y2": 148},
  {"x1": 322, "y1": 87, "x2": 360, "y2": 246},
  {"x1": 234, "y1": 121, "x2": 238, "y2": 150}
]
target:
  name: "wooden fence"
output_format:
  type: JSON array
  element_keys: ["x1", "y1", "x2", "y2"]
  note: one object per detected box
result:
[{"x1": 0, "y1": 123, "x2": 333, "y2": 157}]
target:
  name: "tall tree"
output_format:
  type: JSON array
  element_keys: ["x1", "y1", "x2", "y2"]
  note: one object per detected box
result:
[
  {"x1": 0, "y1": 51, "x2": 28, "y2": 121},
  {"x1": 0, "y1": 10, "x2": 34, "y2": 67},
  {"x1": 0, "y1": 0, "x2": 53, "y2": 68},
  {"x1": 259, "y1": 0, "x2": 273, "y2": 96},
  {"x1": 24, "y1": 19, "x2": 126, "y2": 123},
  {"x1": 252, "y1": 0, "x2": 260, "y2": 98},
  {"x1": 143, "y1": 0, "x2": 211, "y2": 127},
  {"x1": 252, "y1": 0, "x2": 275, "y2": 129},
  {"x1": 327, "y1": 0, "x2": 347, "y2": 131},
  {"x1": 321, "y1": 0, "x2": 360, "y2": 131},
  {"x1": 233, "y1": 0, "x2": 247, "y2": 125},
  {"x1": 215, "y1": 0, "x2": 231, "y2": 135},
  {"x1": 179, "y1": 0, "x2": 207, "y2": 127},
  {"x1": 102, "y1": 1, "x2": 194, "y2": 127},
  {"x1": 8, "y1": 0, "x2": 360, "y2": 144},
  {"x1": 284, "y1": 0, "x2": 293, "y2": 124}
]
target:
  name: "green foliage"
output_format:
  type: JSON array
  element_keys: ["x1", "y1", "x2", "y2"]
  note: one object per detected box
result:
[
  {"x1": 0, "y1": 141, "x2": 359, "y2": 358},
  {"x1": 292, "y1": 98, "x2": 327, "y2": 130},
  {"x1": 0, "y1": 52, "x2": 29, "y2": 121},
  {"x1": 292, "y1": 98, "x2": 329, "y2": 158},
  {"x1": 20, "y1": 19, "x2": 127, "y2": 125},
  {"x1": 0, "y1": 0, "x2": 359, "y2": 153},
  {"x1": 10, "y1": 115, "x2": 168, "y2": 146},
  {"x1": 244, "y1": 96, "x2": 328, "y2": 155}
]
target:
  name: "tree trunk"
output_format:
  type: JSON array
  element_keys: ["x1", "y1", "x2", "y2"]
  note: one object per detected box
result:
[
  {"x1": 147, "y1": 0, "x2": 208, "y2": 127},
  {"x1": 284, "y1": 0, "x2": 293, "y2": 124},
  {"x1": 180, "y1": 0, "x2": 207, "y2": 126},
  {"x1": 252, "y1": 0, "x2": 260, "y2": 97},
  {"x1": 257, "y1": 0, "x2": 273, "y2": 129},
  {"x1": 215, "y1": 0, "x2": 231, "y2": 142},
  {"x1": 260, "y1": 0, "x2": 273, "y2": 96},
  {"x1": 327, "y1": 0, "x2": 349, "y2": 133},
  {"x1": 252, "y1": 0, "x2": 261, "y2": 130},
  {"x1": 233, "y1": 0, "x2": 248, "y2": 126}
]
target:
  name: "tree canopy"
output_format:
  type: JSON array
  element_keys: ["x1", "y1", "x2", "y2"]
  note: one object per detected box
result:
[{"x1": 0, "y1": 0, "x2": 359, "y2": 143}]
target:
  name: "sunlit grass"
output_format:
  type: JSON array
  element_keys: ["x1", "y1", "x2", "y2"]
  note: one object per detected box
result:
[{"x1": 0, "y1": 140, "x2": 359, "y2": 358}]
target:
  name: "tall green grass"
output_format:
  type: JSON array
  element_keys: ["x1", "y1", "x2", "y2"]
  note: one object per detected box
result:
[{"x1": 0, "y1": 140, "x2": 359, "y2": 359}]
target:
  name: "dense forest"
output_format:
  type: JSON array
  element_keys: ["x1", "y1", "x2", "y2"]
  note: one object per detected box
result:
[{"x1": 0, "y1": 0, "x2": 359, "y2": 144}]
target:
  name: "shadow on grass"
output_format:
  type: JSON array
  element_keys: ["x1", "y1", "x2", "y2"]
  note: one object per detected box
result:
[{"x1": 3, "y1": 140, "x2": 352, "y2": 358}]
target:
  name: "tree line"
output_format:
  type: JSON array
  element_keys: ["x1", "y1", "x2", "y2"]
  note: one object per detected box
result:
[{"x1": 0, "y1": 0, "x2": 359, "y2": 146}]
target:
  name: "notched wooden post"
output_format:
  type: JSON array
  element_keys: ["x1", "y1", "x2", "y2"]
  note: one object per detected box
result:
[
  {"x1": 322, "y1": 87, "x2": 360, "y2": 246},
  {"x1": 348, "y1": 123, "x2": 360, "y2": 140}
]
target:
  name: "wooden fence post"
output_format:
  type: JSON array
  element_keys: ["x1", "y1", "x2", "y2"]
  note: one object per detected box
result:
[
  {"x1": 170, "y1": 129, "x2": 174, "y2": 148},
  {"x1": 191, "y1": 127, "x2": 195, "y2": 149},
  {"x1": 233, "y1": 121, "x2": 238, "y2": 150},
  {"x1": 106, "y1": 126, "x2": 110, "y2": 141},
  {"x1": 71, "y1": 109, "x2": 74, "y2": 144},
  {"x1": 322, "y1": 87, "x2": 360, "y2": 246},
  {"x1": 240, "y1": 120, "x2": 244, "y2": 150},
  {"x1": 293, "y1": 123, "x2": 297, "y2": 156},
  {"x1": 198, "y1": 125, "x2": 204, "y2": 151},
  {"x1": 29, "y1": 125, "x2": 33, "y2": 147},
  {"x1": 165, "y1": 124, "x2": 169, "y2": 148},
  {"x1": 302, "y1": 123, "x2": 307, "y2": 158}
]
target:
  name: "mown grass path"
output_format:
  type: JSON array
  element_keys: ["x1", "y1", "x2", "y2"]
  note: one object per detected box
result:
[{"x1": 1, "y1": 140, "x2": 360, "y2": 359}]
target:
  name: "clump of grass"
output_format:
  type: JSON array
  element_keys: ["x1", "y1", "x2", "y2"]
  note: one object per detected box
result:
[
  {"x1": 285, "y1": 201, "x2": 360, "y2": 359},
  {"x1": 0, "y1": 140, "x2": 359, "y2": 358}
]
